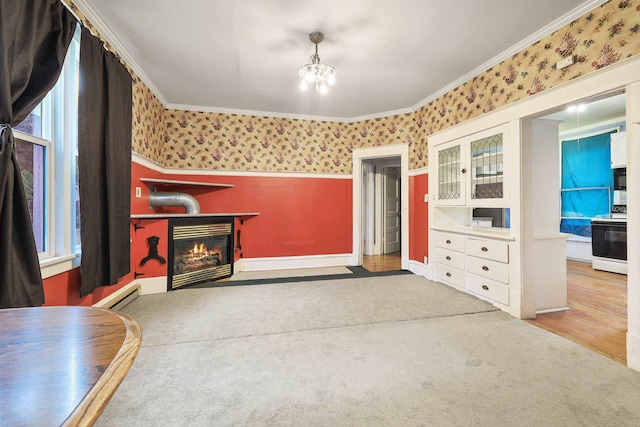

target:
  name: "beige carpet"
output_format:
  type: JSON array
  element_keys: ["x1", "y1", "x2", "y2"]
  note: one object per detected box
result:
[
  {"x1": 97, "y1": 274, "x2": 640, "y2": 426},
  {"x1": 229, "y1": 266, "x2": 352, "y2": 281}
]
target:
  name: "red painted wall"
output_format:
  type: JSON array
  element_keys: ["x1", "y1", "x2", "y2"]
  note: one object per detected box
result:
[
  {"x1": 42, "y1": 224, "x2": 136, "y2": 306},
  {"x1": 132, "y1": 162, "x2": 353, "y2": 258},
  {"x1": 409, "y1": 173, "x2": 429, "y2": 263}
]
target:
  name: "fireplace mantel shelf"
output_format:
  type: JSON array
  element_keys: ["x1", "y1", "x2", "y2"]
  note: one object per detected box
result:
[
  {"x1": 131, "y1": 213, "x2": 259, "y2": 219},
  {"x1": 140, "y1": 178, "x2": 235, "y2": 189}
]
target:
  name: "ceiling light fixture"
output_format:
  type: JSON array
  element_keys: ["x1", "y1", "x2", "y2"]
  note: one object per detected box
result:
[{"x1": 298, "y1": 31, "x2": 336, "y2": 94}]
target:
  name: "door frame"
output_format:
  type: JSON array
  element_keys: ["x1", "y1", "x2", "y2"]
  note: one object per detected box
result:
[
  {"x1": 382, "y1": 166, "x2": 401, "y2": 254},
  {"x1": 352, "y1": 144, "x2": 409, "y2": 269}
]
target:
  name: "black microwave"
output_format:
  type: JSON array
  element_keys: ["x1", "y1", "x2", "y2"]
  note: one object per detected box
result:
[{"x1": 614, "y1": 167, "x2": 626, "y2": 190}]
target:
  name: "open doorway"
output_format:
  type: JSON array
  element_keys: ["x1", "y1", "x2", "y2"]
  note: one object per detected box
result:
[
  {"x1": 352, "y1": 144, "x2": 409, "y2": 272},
  {"x1": 525, "y1": 90, "x2": 628, "y2": 364},
  {"x1": 361, "y1": 159, "x2": 402, "y2": 272}
]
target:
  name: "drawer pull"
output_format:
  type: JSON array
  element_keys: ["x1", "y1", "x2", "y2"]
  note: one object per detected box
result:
[
  {"x1": 482, "y1": 266, "x2": 489, "y2": 271},
  {"x1": 481, "y1": 246, "x2": 488, "y2": 252},
  {"x1": 446, "y1": 272, "x2": 452, "y2": 277},
  {"x1": 446, "y1": 256, "x2": 451, "y2": 260},
  {"x1": 482, "y1": 285, "x2": 489, "y2": 291},
  {"x1": 446, "y1": 239, "x2": 452, "y2": 244}
]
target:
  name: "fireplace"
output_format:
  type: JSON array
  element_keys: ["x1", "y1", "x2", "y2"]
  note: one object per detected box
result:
[{"x1": 168, "y1": 217, "x2": 233, "y2": 290}]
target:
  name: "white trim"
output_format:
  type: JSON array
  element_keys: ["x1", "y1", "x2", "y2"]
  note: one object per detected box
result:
[
  {"x1": 409, "y1": 167, "x2": 429, "y2": 177},
  {"x1": 132, "y1": 152, "x2": 166, "y2": 173},
  {"x1": 536, "y1": 307, "x2": 570, "y2": 314},
  {"x1": 137, "y1": 276, "x2": 168, "y2": 295},
  {"x1": 70, "y1": 0, "x2": 170, "y2": 107},
  {"x1": 352, "y1": 144, "x2": 410, "y2": 270},
  {"x1": 408, "y1": 260, "x2": 430, "y2": 279},
  {"x1": 234, "y1": 253, "x2": 353, "y2": 272},
  {"x1": 69, "y1": 0, "x2": 607, "y2": 123},
  {"x1": 132, "y1": 152, "x2": 352, "y2": 180},
  {"x1": 628, "y1": 332, "x2": 640, "y2": 372},
  {"x1": 92, "y1": 281, "x2": 139, "y2": 309},
  {"x1": 40, "y1": 253, "x2": 80, "y2": 279}
]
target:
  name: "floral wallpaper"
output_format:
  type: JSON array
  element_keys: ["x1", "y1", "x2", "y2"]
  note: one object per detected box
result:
[
  {"x1": 69, "y1": 0, "x2": 640, "y2": 173},
  {"x1": 162, "y1": 110, "x2": 419, "y2": 173},
  {"x1": 132, "y1": 82, "x2": 165, "y2": 163}
]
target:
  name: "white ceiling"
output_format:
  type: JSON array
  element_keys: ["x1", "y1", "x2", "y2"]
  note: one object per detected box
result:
[{"x1": 75, "y1": 0, "x2": 606, "y2": 121}]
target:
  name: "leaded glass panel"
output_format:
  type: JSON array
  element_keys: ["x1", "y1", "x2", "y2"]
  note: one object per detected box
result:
[{"x1": 470, "y1": 133, "x2": 503, "y2": 199}]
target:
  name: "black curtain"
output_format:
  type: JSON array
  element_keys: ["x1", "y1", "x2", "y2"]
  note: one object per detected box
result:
[
  {"x1": 0, "y1": 0, "x2": 76, "y2": 308},
  {"x1": 78, "y1": 27, "x2": 132, "y2": 297}
]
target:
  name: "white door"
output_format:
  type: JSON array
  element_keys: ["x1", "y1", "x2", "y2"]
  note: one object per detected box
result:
[{"x1": 383, "y1": 167, "x2": 400, "y2": 254}]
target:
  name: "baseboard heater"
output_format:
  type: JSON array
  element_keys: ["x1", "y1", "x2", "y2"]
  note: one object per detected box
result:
[{"x1": 92, "y1": 282, "x2": 140, "y2": 311}]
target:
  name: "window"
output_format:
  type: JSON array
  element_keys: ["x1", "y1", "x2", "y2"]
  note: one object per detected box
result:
[{"x1": 13, "y1": 26, "x2": 81, "y2": 275}]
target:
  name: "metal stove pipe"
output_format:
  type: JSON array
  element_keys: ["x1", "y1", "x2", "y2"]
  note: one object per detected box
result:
[{"x1": 149, "y1": 191, "x2": 200, "y2": 214}]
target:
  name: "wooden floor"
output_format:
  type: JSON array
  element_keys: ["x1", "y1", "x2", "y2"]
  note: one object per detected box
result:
[
  {"x1": 364, "y1": 254, "x2": 628, "y2": 365},
  {"x1": 526, "y1": 260, "x2": 628, "y2": 365},
  {"x1": 362, "y1": 252, "x2": 402, "y2": 272}
]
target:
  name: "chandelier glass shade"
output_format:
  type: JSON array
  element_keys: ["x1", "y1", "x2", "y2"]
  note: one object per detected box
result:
[{"x1": 299, "y1": 32, "x2": 335, "y2": 94}]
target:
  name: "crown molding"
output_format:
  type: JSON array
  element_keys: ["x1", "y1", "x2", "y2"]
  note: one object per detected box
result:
[
  {"x1": 71, "y1": 0, "x2": 170, "y2": 106},
  {"x1": 410, "y1": 0, "x2": 609, "y2": 113}
]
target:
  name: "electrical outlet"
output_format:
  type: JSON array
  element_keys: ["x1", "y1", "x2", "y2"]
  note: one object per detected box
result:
[
  {"x1": 424, "y1": 256, "x2": 428, "y2": 264},
  {"x1": 424, "y1": 193, "x2": 429, "y2": 202},
  {"x1": 556, "y1": 55, "x2": 575, "y2": 70},
  {"x1": 135, "y1": 187, "x2": 142, "y2": 198}
]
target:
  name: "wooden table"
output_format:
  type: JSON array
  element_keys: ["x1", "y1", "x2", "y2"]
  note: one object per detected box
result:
[{"x1": 0, "y1": 306, "x2": 142, "y2": 426}]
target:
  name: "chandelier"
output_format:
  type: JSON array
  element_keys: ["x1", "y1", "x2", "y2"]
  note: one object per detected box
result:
[{"x1": 298, "y1": 31, "x2": 336, "y2": 94}]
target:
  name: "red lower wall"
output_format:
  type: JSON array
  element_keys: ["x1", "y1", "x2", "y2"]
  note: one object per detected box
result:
[
  {"x1": 42, "y1": 224, "x2": 136, "y2": 306},
  {"x1": 409, "y1": 173, "x2": 429, "y2": 263},
  {"x1": 132, "y1": 162, "x2": 353, "y2": 258}
]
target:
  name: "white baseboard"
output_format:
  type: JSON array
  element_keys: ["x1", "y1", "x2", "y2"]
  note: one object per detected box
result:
[
  {"x1": 408, "y1": 260, "x2": 432, "y2": 280},
  {"x1": 234, "y1": 253, "x2": 353, "y2": 272},
  {"x1": 92, "y1": 281, "x2": 140, "y2": 309},
  {"x1": 138, "y1": 276, "x2": 168, "y2": 295},
  {"x1": 628, "y1": 332, "x2": 640, "y2": 372}
]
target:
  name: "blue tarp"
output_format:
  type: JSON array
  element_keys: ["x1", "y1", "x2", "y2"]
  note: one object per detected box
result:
[{"x1": 560, "y1": 131, "x2": 615, "y2": 237}]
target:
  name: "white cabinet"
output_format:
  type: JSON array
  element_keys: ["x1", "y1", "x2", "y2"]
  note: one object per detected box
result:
[
  {"x1": 611, "y1": 131, "x2": 627, "y2": 168},
  {"x1": 433, "y1": 231, "x2": 511, "y2": 308},
  {"x1": 434, "y1": 124, "x2": 510, "y2": 207},
  {"x1": 433, "y1": 231, "x2": 466, "y2": 288},
  {"x1": 429, "y1": 118, "x2": 568, "y2": 319}
]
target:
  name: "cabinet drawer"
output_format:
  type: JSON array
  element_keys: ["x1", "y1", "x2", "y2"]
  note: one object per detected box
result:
[
  {"x1": 466, "y1": 273, "x2": 509, "y2": 306},
  {"x1": 435, "y1": 248, "x2": 465, "y2": 270},
  {"x1": 466, "y1": 255, "x2": 509, "y2": 284},
  {"x1": 434, "y1": 232, "x2": 465, "y2": 252},
  {"x1": 466, "y1": 238, "x2": 509, "y2": 263},
  {"x1": 435, "y1": 263, "x2": 465, "y2": 288}
]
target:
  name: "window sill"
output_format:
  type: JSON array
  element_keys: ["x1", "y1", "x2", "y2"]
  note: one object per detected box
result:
[{"x1": 40, "y1": 253, "x2": 81, "y2": 279}]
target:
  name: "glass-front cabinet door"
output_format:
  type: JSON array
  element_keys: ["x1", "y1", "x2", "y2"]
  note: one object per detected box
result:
[
  {"x1": 469, "y1": 132, "x2": 503, "y2": 201},
  {"x1": 433, "y1": 124, "x2": 508, "y2": 206},
  {"x1": 436, "y1": 141, "x2": 464, "y2": 205}
]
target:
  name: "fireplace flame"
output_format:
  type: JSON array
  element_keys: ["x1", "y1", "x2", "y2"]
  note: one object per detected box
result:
[{"x1": 187, "y1": 242, "x2": 222, "y2": 260}]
